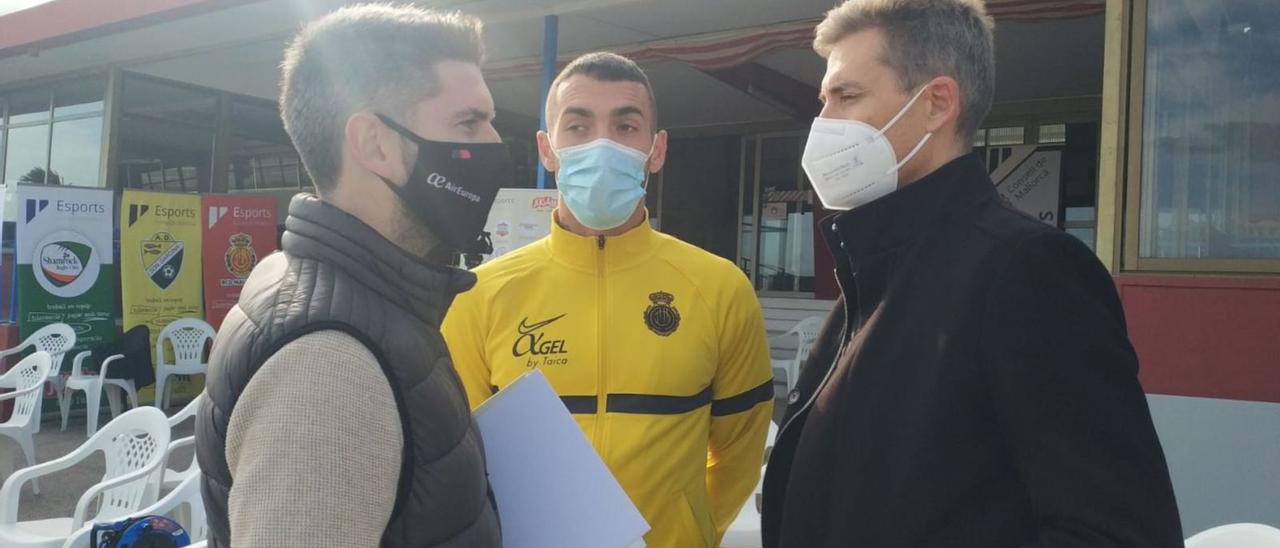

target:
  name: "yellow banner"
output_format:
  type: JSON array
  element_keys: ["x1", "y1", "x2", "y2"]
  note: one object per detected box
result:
[{"x1": 120, "y1": 191, "x2": 205, "y2": 405}]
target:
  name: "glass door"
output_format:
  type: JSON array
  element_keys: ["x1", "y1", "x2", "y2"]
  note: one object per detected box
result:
[{"x1": 738, "y1": 133, "x2": 815, "y2": 294}]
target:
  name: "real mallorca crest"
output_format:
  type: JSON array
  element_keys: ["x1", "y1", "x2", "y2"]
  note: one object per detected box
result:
[
  {"x1": 141, "y1": 232, "x2": 184, "y2": 290},
  {"x1": 644, "y1": 291, "x2": 681, "y2": 337},
  {"x1": 224, "y1": 233, "x2": 257, "y2": 279}
]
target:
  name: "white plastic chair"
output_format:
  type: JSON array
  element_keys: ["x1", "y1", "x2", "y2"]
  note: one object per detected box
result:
[
  {"x1": 1186, "y1": 523, "x2": 1280, "y2": 548},
  {"x1": 770, "y1": 316, "x2": 823, "y2": 394},
  {"x1": 145, "y1": 474, "x2": 206, "y2": 543},
  {"x1": 0, "y1": 352, "x2": 53, "y2": 494},
  {"x1": 0, "y1": 324, "x2": 76, "y2": 434},
  {"x1": 721, "y1": 421, "x2": 779, "y2": 548},
  {"x1": 0, "y1": 407, "x2": 170, "y2": 548},
  {"x1": 60, "y1": 352, "x2": 140, "y2": 436},
  {"x1": 61, "y1": 474, "x2": 207, "y2": 548},
  {"x1": 159, "y1": 394, "x2": 202, "y2": 491},
  {"x1": 154, "y1": 319, "x2": 215, "y2": 411}
]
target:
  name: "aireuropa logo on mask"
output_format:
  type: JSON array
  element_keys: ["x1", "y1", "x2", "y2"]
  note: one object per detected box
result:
[
  {"x1": 427, "y1": 173, "x2": 481, "y2": 203},
  {"x1": 33, "y1": 230, "x2": 101, "y2": 298}
]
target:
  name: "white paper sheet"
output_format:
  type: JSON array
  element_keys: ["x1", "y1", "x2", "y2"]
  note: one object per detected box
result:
[{"x1": 474, "y1": 370, "x2": 650, "y2": 548}]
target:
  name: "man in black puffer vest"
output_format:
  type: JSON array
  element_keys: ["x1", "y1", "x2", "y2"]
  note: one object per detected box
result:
[{"x1": 195, "y1": 5, "x2": 512, "y2": 546}]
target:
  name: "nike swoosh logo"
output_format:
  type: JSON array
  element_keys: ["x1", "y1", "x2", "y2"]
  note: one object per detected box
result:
[{"x1": 518, "y1": 314, "x2": 567, "y2": 334}]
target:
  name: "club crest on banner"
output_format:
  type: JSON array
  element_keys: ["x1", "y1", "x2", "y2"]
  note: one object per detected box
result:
[{"x1": 142, "y1": 232, "x2": 184, "y2": 290}]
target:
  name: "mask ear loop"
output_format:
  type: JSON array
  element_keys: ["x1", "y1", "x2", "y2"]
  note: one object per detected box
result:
[
  {"x1": 542, "y1": 130, "x2": 562, "y2": 166},
  {"x1": 892, "y1": 133, "x2": 933, "y2": 174},
  {"x1": 874, "y1": 86, "x2": 934, "y2": 175},
  {"x1": 876, "y1": 86, "x2": 930, "y2": 139},
  {"x1": 641, "y1": 135, "x2": 659, "y2": 190}
]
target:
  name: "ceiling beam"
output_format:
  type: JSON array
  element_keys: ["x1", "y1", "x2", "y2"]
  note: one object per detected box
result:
[{"x1": 702, "y1": 62, "x2": 820, "y2": 121}]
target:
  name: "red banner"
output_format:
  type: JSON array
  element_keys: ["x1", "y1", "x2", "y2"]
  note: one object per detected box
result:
[{"x1": 202, "y1": 195, "x2": 278, "y2": 329}]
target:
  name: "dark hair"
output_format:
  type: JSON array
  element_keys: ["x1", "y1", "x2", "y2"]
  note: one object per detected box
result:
[
  {"x1": 279, "y1": 4, "x2": 484, "y2": 194},
  {"x1": 545, "y1": 52, "x2": 657, "y2": 126},
  {"x1": 815, "y1": 0, "x2": 995, "y2": 144}
]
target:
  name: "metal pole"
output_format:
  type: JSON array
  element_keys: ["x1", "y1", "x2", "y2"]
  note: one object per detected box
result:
[
  {"x1": 9, "y1": 249, "x2": 17, "y2": 322},
  {"x1": 536, "y1": 14, "x2": 559, "y2": 189}
]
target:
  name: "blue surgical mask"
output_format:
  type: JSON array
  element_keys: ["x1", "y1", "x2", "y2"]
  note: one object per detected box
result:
[{"x1": 553, "y1": 138, "x2": 653, "y2": 231}]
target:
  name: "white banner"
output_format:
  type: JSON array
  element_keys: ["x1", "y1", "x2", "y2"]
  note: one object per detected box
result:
[
  {"x1": 472, "y1": 188, "x2": 559, "y2": 266},
  {"x1": 992, "y1": 146, "x2": 1063, "y2": 226},
  {"x1": 14, "y1": 184, "x2": 116, "y2": 348}
]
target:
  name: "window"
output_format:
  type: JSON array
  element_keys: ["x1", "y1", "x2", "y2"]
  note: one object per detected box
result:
[
  {"x1": 738, "y1": 137, "x2": 757, "y2": 279},
  {"x1": 1137, "y1": 0, "x2": 1279, "y2": 261},
  {"x1": 1065, "y1": 207, "x2": 1098, "y2": 252},
  {"x1": 117, "y1": 74, "x2": 217, "y2": 192},
  {"x1": 738, "y1": 134, "x2": 815, "y2": 294},
  {"x1": 1, "y1": 77, "x2": 106, "y2": 188},
  {"x1": 987, "y1": 126, "x2": 1025, "y2": 147},
  {"x1": 227, "y1": 98, "x2": 308, "y2": 191},
  {"x1": 2, "y1": 124, "x2": 49, "y2": 185},
  {"x1": 6, "y1": 87, "x2": 50, "y2": 125},
  {"x1": 975, "y1": 121, "x2": 1100, "y2": 251},
  {"x1": 977, "y1": 126, "x2": 1026, "y2": 173},
  {"x1": 1039, "y1": 124, "x2": 1068, "y2": 144},
  {"x1": 49, "y1": 117, "x2": 104, "y2": 187}
]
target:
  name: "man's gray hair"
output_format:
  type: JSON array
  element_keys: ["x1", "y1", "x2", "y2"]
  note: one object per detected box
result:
[
  {"x1": 815, "y1": 0, "x2": 995, "y2": 144},
  {"x1": 280, "y1": 4, "x2": 485, "y2": 193}
]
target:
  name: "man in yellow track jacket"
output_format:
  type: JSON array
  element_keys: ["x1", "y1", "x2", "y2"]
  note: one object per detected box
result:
[{"x1": 444, "y1": 52, "x2": 774, "y2": 548}]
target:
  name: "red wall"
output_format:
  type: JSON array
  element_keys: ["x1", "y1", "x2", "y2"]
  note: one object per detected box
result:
[
  {"x1": 1118, "y1": 275, "x2": 1280, "y2": 404},
  {"x1": 0, "y1": 323, "x2": 11, "y2": 419}
]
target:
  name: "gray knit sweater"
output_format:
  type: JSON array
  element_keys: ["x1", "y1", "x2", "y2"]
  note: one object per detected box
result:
[{"x1": 225, "y1": 330, "x2": 403, "y2": 547}]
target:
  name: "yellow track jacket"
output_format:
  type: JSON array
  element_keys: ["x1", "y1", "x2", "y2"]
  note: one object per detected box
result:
[{"x1": 444, "y1": 214, "x2": 775, "y2": 547}]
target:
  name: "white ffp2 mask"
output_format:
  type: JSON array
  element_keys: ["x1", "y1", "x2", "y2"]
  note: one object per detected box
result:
[{"x1": 801, "y1": 86, "x2": 932, "y2": 211}]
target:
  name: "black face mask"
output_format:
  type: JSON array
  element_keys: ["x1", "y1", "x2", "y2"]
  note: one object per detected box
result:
[{"x1": 375, "y1": 113, "x2": 511, "y2": 255}]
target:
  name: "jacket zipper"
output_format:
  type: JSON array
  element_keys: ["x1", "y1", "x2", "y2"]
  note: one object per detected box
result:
[
  {"x1": 594, "y1": 234, "x2": 608, "y2": 444},
  {"x1": 778, "y1": 270, "x2": 856, "y2": 439}
]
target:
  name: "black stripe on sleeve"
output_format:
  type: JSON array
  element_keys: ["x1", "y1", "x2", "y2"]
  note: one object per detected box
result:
[{"x1": 710, "y1": 380, "x2": 775, "y2": 417}]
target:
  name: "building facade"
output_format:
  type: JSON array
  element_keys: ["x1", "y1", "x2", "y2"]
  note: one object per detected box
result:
[{"x1": 0, "y1": 0, "x2": 1276, "y2": 534}]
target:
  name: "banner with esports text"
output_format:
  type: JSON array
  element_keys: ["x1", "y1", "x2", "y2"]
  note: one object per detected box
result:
[
  {"x1": 120, "y1": 190, "x2": 204, "y2": 404},
  {"x1": 202, "y1": 195, "x2": 278, "y2": 329},
  {"x1": 15, "y1": 184, "x2": 116, "y2": 351}
]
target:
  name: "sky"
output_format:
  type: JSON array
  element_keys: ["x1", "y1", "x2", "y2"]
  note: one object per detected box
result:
[{"x1": 0, "y1": 0, "x2": 55, "y2": 17}]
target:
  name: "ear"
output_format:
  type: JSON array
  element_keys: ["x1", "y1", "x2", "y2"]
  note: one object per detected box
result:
[
  {"x1": 647, "y1": 130, "x2": 669, "y2": 174},
  {"x1": 536, "y1": 130, "x2": 559, "y2": 172},
  {"x1": 923, "y1": 76, "x2": 962, "y2": 135},
  {"x1": 345, "y1": 111, "x2": 408, "y2": 183}
]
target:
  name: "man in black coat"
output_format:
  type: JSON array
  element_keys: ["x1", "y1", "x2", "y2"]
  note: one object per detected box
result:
[{"x1": 761, "y1": 1, "x2": 1184, "y2": 546}]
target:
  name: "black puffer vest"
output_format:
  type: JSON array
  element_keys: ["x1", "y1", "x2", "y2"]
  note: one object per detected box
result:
[{"x1": 195, "y1": 194, "x2": 501, "y2": 547}]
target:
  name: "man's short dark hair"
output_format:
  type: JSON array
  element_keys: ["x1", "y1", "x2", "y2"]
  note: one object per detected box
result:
[
  {"x1": 545, "y1": 52, "x2": 658, "y2": 128},
  {"x1": 815, "y1": 0, "x2": 995, "y2": 144},
  {"x1": 280, "y1": 4, "x2": 485, "y2": 193}
]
